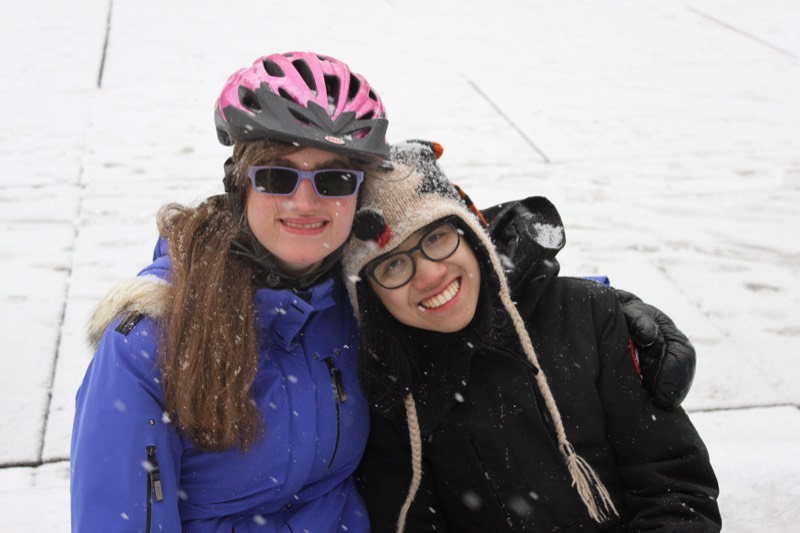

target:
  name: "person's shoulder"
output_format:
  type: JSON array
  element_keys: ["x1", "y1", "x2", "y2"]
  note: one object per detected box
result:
[
  {"x1": 546, "y1": 276, "x2": 620, "y2": 310},
  {"x1": 88, "y1": 275, "x2": 168, "y2": 374},
  {"x1": 552, "y1": 275, "x2": 615, "y2": 295},
  {"x1": 89, "y1": 275, "x2": 168, "y2": 336},
  {"x1": 95, "y1": 311, "x2": 160, "y2": 364}
]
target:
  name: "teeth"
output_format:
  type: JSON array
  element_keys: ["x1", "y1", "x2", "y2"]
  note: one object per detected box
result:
[
  {"x1": 421, "y1": 279, "x2": 460, "y2": 309},
  {"x1": 284, "y1": 220, "x2": 324, "y2": 229}
]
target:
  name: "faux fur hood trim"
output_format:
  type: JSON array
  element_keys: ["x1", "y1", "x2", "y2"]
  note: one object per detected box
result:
[{"x1": 87, "y1": 275, "x2": 170, "y2": 350}]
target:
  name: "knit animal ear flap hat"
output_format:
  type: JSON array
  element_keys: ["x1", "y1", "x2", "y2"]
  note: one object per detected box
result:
[
  {"x1": 342, "y1": 140, "x2": 488, "y2": 317},
  {"x1": 342, "y1": 141, "x2": 618, "y2": 532}
]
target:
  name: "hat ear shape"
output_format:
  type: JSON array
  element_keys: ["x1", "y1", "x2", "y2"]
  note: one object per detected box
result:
[
  {"x1": 353, "y1": 209, "x2": 391, "y2": 247},
  {"x1": 405, "y1": 139, "x2": 444, "y2": 160}
]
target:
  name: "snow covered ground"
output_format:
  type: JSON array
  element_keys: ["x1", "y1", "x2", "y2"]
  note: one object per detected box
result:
[{"x1": 1, "y1": 0, "x2": 798, "y2": 530}]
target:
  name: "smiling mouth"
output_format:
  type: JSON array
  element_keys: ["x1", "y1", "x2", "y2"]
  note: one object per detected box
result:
[
  {"x1": 283, "y1": 220, "x2": 326, "y2": 230},
  {"x1": 420, "y1": 278, "x2": 461, "y2": 309}
]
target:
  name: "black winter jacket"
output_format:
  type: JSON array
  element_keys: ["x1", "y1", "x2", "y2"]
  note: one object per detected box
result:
[{"x1": 356, "y1": 197, "x2": 721, "y2": 532}]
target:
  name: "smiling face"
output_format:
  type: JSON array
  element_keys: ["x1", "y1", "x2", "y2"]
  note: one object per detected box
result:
[
  {"x1": 245, "y1": 146, "x2": 359, "y2": 276},
  {"x1": 368, "y1": 224, "x2": 482, "y2": 333}
]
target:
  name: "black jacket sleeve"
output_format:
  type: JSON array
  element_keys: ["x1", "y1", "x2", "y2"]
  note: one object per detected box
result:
[
  {"x1": 483, "y1": 197, "x2": 698, "y2": 411},
  {"x1": 592, "y1": 285, "x2": 722, "y2": 531},
  {"x1": 356, "y1": 412, "x2": 449, "y2": 533}
]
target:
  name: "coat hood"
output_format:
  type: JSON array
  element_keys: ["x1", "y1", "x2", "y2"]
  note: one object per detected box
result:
[{"x1": 86, "y1": 238, "x2": 172, "y2": 350}]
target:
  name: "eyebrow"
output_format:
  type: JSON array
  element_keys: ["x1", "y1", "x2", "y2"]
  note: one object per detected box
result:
[
  {"x1": 380, "y1": 227, "x2": 428, "y2": 259},
  {"x1": 271, "y1": 157, "x2": 352, "y2": 170}
]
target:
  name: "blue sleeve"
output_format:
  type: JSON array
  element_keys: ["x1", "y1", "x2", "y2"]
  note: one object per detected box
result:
[{"x1": 71, "y1": 316, "x2": 183, "y2": 532}]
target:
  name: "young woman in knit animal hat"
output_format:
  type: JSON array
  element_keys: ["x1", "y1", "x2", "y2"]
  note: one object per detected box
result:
[
  {"x1": 71, "y1": 51, "x2": 390, "y2": 532},
  {"x1": 344, "y1": 140, "x2": 721, "y2": 532}
]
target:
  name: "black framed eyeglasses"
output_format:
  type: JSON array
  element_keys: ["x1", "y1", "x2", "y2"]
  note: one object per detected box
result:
[
  {"x1": 366, "y1": 220, "x2": 462, "y2": 289},
  {"x1": 247, "y1": 166, "x2": 364, "y2": 197}
]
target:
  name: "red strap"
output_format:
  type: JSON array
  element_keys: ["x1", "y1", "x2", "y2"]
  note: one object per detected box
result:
[{"x1": 629, "y1": 338, "x2": 643, "y2": 380}]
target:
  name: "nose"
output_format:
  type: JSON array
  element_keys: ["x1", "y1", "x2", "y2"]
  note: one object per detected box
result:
[
  {"x1": 411, "y1": 254, "x2": 447, "y2": 291},
  {"x1": 288, "y1": 178, "x2": 321, "y2": 209}
]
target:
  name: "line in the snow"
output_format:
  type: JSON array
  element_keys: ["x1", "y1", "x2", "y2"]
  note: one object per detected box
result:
[
  {"x1": 468, "y1": 79, "x2": 551, "y2": 164},
  {"x1": 0, "y1": 457, "x2": 69, "y2": 469},
  {"x1": 687, "y1": 402, "x2": 798, "y2": 414},
  {"x1": 687, "y1": 7, "x2": 798, "y2": 61},
  {"x1": 37, "y1": 186, "x2": 83, "y2": 464},
  {"x1": 97, "y1": 0, "x2": 115, "y2": 88},
  {"x1": 38, "y1": 122, "x2": 92, "y2": 463}
]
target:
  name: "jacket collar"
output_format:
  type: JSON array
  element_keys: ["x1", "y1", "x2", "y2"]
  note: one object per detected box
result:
[
  {"x1": 254, "y1": 277, "x2": 338, "y2": 351},
  {"x1": 406, "y1": 330, "x2": 478, "y2": 436}
]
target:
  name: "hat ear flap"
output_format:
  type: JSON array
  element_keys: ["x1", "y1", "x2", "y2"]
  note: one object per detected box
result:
[{"x1": 353, "y1": 208, "x2": 392, "y2": 248}]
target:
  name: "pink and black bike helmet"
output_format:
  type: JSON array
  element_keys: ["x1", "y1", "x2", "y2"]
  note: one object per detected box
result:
[{"x1": 215, "y1": 51, "x2": 389, "y2": 160}]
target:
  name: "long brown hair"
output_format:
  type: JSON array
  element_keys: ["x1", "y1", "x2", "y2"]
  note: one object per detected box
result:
[{"x1": 157, "y1": 140, "x2": 303, "y2": 452}]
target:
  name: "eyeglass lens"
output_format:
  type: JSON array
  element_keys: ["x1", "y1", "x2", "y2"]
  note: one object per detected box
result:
[
  {"x1": 250, "y1": 167, "x2": 361, "y2": 197},
  {"x1": 372, "y1": 223, "x2": 460, "y2": 289}
]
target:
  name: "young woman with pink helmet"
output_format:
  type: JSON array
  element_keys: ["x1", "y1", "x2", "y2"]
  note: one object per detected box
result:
[{"x1": 72, "y1": 51, "x2": 388, "y2": 533}]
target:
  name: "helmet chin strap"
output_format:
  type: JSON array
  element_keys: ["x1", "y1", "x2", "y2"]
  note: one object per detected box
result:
[
  {"x1": 230, "y1": 233, "x2": 345, "y2": 292},
  {"x1": 222, "y1": 157, "x2": 243, "y2": 218}
]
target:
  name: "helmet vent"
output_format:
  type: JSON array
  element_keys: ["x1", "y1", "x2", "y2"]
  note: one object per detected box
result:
[
  {"x1": 351, "y1": 127, "x2": 372, "y2": 139},
  {"x1": 347, "y1": 74, "x2": 361, "y2": 102},
  {"x1": 361, "y1": 111, "x2": 374, "y2": 121},
  {"x1": 368, "y1": 90, "x2": 381, "y2": 114},
  {"x1": 278, "y1": 88, "x2": 294, "y2": 101},
  {"x1": 292, "y1": 60, "x2": 317, "y2": 95},
  {"x1": 262, "y1": 59, "x2": 285, "y2": 77},
  {"x1": 324, "y1": 75, "x2": 341, "y2": 111},
  {"x1": 238, "y1": 87, "x2": 262, "y2": 112},
  {"x1": 289, "y1": 108, "x2": 313, "y2": 127}
]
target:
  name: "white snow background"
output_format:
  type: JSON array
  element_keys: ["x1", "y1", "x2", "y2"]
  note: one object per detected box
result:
[{"x1": 1, "y1": 0, "x2": 798, "y2": 530}]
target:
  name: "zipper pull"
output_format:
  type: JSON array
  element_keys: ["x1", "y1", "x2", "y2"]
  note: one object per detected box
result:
[
  {"x1": 146, "y1": 446, "x2": 164, "y2": 502},
  {"x1": 325, "y1": 358, "x2": 347, "y2": 403}
]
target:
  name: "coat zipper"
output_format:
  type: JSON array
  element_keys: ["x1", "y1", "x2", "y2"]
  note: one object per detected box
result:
[
  {"x1": 324, "y1": 358, "x2": 347, "y2": 469},
  {"x1": 146, "y1": 445, "x2": 164, "y2": 533}
]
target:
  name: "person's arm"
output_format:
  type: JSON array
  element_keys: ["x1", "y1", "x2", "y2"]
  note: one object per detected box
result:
[
  {"x1": 73, "y1": 313, "x2": 324, "y2": 533},
  {"x1": 592, "y1": 288, "x2": 721, "y2": 531},
  {"x1": 71, "y1": 316, "x2": 183, "y2": 532},
  {"x1": 483, "y1": 196, "x2": 696, "y2": 409},
  {"x1": 615, "y1": 289, "x2": 696, "y2": 409},
  {"x1": 356, "y1": 412, "x2": 449, "y2": 533}
]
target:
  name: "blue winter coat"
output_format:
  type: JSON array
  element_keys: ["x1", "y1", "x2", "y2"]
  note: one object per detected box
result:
[{"x1": 71, "y1": 240, "x2": 371, "y2": 532}]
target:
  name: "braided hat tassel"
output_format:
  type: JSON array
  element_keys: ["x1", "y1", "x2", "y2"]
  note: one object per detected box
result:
[
  {"x1": 496, "y1": 273, "x2": 619, "y2": 523},
  {"x1": 397, "y1": 395, "x2": 423, "y2": 533}
]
